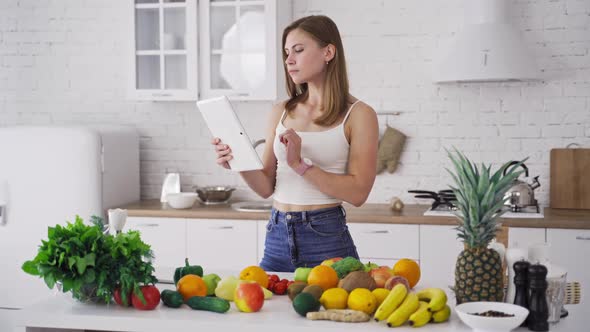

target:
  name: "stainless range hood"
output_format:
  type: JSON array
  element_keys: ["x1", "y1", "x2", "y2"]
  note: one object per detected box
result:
[{"x1": 433, "y1": 0, "x2": 539, "y2": 83}]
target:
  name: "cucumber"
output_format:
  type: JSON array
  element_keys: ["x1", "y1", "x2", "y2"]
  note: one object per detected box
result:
[
  {"x1": 160, "y1": 289, "x2": 184, "y2": 308},
  {"x1": 186, "y1": 296, "x2": 230, "y2": 313}
]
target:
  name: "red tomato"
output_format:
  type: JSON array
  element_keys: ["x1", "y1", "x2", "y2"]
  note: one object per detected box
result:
[
  {"x1": 273, "y1": 282, "x2": 287, "y2": 295},
  {"x1": 267, "y1": 280, "x2": 276, "y2": 291},
  {"x1": 131, "y1": 285, "x2": 161, "y2": 310},
  {"x1": 114, "y1": 288, "x2": 132, "y2": 307}
]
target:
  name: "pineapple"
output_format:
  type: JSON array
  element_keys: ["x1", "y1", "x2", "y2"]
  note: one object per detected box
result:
[{"x1": 446, "y1": 149, "x2": 524, "y2": 304}]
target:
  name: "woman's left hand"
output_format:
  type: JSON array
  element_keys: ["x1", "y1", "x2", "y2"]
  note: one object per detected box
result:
[{"x1": 279, "y1": 128, "x2": 302, "y2": 168}]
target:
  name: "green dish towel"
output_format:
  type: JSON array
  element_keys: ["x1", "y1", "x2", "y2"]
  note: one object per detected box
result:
[{"x1": 376, "y1": 125, "x2": 406, "y2": 174}]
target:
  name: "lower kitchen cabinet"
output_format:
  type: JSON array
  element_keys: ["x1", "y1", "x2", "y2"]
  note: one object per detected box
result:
[
  {"x1": 126, "y1": 217, "x2": 187, "y2": 269},
  {"x1": 187, "y1": 219, "x2": 258, "y2": 271},
  {"x1": 507, "y1": 227, "x2": 546, "y2": 250},
  {"x1": 347, "y1": 223, "x2": 419, "y2": 266},
  {"x1": 419, "y1": 225, "x2": 464, "y2": 288},
  {"x1": 547, "y1": 228, "x2": 590, "y2": 297}
]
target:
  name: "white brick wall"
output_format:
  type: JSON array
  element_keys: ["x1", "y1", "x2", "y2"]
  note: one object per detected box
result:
[{"x1": 1, "y1": 0, "x2": 589, "y2": 208}]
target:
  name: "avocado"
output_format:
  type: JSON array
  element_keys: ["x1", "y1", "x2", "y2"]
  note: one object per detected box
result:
[{"x1": 292, "y1": 292, "x2": 320, "y2": 317}]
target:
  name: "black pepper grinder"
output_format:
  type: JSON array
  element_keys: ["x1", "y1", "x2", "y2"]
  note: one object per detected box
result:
[
  {"x1": 527, "y1": 264, "x2": 549, "y2": 331},
  {"x1": 513, "y1": 260, "x2": 530, "y2": 327}
]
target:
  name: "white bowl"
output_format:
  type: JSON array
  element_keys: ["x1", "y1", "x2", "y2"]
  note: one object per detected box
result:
[
  {"x1": 455, "y1": 301, "x2": 529, "y2": 332},
  {"x1": 166, "y1": 192, "x2": 198, "y2": 209}
]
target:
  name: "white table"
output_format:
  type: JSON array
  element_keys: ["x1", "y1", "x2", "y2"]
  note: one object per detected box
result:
[
  {"x1": 13, "y1": 274, "x2": 589, "y2": 332},
  {"x1": 13, "y1": 295, "x2": 588, "y2": 332}
]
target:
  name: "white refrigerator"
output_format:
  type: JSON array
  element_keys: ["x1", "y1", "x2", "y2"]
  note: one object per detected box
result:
[{"x1": 0, "y1": 126, "x2": 140, "y2": 330}]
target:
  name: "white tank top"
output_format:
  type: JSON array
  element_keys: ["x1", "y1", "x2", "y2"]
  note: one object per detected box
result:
[{"x1": 272, "y1": 100, "x2": 361, "y2": 205}]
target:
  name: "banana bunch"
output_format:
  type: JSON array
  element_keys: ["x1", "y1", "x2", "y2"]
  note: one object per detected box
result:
[{"x1": 373, "y1": 286, "x2": 451, "y2": 328}]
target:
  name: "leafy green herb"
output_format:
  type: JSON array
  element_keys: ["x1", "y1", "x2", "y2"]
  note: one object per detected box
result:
[{"x1": 22, "y1": 215, "x2": 156, "y2": 304}]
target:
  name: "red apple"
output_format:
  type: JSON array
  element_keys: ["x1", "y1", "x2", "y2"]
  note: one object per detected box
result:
[
  {"x1": 320, "y1": 257, "x2": 343, "y2": 267},
  {"x1": 234, "y1": 281, "x2": 265, "y2": 313},
  {"x1": 384, "y1": 275, "x2": 410, "y2": 291},
  {"x1": 369, "y1": 266, "x2": 394, "y2": 288}
]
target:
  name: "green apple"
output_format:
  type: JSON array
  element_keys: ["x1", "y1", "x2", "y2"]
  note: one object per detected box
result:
[
  {"x1": 202, "y1": 273, "x2": 221, "y2": 296},
  {"x1": 294, "y1": 267, "x2": 313, "y2": 282},
  {"x1": 214, "y1": 275, "x2": 240, "y2": 301},
  {"x1": 363, "y1": 261, "x2": 380, "y2": 272}
]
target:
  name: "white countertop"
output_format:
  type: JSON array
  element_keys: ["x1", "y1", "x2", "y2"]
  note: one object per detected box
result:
[{"x1": 14, "y1": 273, "x2": 588, "y2": 332}]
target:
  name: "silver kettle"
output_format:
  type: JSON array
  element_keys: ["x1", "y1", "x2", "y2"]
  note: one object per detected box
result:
[{"x1": 503, "y1": 161, "x2": 541, "y2": 212}]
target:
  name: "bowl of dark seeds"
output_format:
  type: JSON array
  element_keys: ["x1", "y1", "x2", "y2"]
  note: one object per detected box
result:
[{"x1": 456, "y1": 302, "x2": 529, "y2": 332}]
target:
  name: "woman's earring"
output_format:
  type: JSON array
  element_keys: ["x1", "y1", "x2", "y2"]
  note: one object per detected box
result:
[{"x1": 326, "y1": 61, "x2": 329, "y2": 65}]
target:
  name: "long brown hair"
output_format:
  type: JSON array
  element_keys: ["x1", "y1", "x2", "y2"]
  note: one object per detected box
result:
[{"x1": 282, "y1": 15, "x2": 350, "y2": 126}]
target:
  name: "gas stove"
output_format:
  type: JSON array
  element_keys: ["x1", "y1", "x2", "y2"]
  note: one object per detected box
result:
[{"x1": 409, "y1": 189, "x2": 544, "y2": 218}]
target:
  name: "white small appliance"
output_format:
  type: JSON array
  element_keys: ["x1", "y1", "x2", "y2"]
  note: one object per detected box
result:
[{"x1": 0, "y1": 126, "x2": 140, "y2": 330}]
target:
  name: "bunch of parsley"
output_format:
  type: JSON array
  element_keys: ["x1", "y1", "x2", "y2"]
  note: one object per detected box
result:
[{"x1": 22, "y1": 216, "x2": 156, "y2": 304}]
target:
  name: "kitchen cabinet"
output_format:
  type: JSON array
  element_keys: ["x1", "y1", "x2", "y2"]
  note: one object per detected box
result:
[
  {"x1": 186, "y1": 219, "x2": 258, "y2": 270},
  {"x1": 126, "y1": 217, "x2": 187, "y2": 268},
  {"x1": 128, "y1": 0, "x2": 199, "y2": 100},
  {"x1": 507, "y1": 227, "x2": 546, "y2": 249},
  {"x1": 129, "y1": 0, "x2": 291, "y2": 101},
  {"x1": 547, "y1": 228, "x2": 590, "y2": 297},
  {"x1": 198, "y1": 0, "x2": 291, "y2": 100},
  {"x1": 347, "y1": 223, "x2": 419, "y2": 266},
  {"x1": 419, "y1": 225, "x2": 464, "y2": 288}
]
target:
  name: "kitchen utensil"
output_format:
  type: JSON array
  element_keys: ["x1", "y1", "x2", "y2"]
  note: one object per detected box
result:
[
  {"x1": 455, "y1": 301, "x2": 529, "y2": 332},
  {"x1": 505, "y1": 248, "x2": 527, "y2": 304},
  {"x1": 194, "y1": 186, "x2": 235, "y2": 205},
  {"x1": 230, "y1": 201, "x2": 272, "y2": 212},
  {"x1": 409, "y1": 189, "x2": 457, "y2": 211},
  {"x1": 408, "y1": 190, "x2": 439, "y2": 196},
  {"x1": 550, "y1": 145, "x2": 590, "y2": 210},
  {"x1": 546, "y1": 265, "x2": 567, "y2": 323},
  {"x1": 503, "y1": 161, "x2": 541, "y2": 212},
  {"x1": 414, "y1": 194, "x2": 439, "y2": 199},
  {"x1": 108, "y1": 208, "x2": 128, "y2": 235},
  {"x1": 166, "y1": 192, "x2": 198, "y2": 209},
  {"x1": 564, "y1": 281, "x2": 581, "y2": 305},
  {"x1": 160, "y1": 172, "x2": 180, "y2": 203}
]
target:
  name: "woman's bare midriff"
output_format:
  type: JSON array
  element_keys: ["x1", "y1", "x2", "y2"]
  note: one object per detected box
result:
[{"x1": 272, "y1": 200, "x2": 341, "y2": 212}]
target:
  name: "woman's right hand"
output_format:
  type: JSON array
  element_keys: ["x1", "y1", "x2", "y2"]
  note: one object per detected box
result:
[{"x1": 211, "y1": 137, "x2": 232, "y2": 169}]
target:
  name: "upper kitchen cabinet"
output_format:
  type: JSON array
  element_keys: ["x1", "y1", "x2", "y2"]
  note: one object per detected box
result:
[
  {"x1": 198, "y1": 0, "x2": 291, "y2": 101},
  {"x1": 128, "y1": 0, "x2": 198, "y2": 101}
]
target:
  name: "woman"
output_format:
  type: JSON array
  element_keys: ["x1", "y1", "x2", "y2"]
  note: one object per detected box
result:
[{"x1": 212, "y1": 15, "x2": 378, "y2": 272}]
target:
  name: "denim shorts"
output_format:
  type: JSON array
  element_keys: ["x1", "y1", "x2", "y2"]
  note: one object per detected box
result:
[{"x1": 259, "y1": 205, "x2": 359, "y2": 272}]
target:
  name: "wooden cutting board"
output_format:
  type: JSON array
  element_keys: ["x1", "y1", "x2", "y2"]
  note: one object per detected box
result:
[{"x1": 550, "y1": 148, "x2": 590, "y2": 209}]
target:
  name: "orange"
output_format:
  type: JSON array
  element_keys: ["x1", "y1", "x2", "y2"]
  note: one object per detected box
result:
[
  {"x1": 239, "y1": 265, "x2": 269, "y2": 289},
  {"x1": 177, "y1": 274, "x2": 207, "y2": 301},
  {"x1": 306, "y1": 265, "x2": 339, "y2": 291},
  {"x1": 392, "y1": 258, "x2": 421, "y2": 289}
]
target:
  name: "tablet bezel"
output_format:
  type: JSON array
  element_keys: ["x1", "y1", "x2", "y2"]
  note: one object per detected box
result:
[{"x1": 196, "y1": 96, "x2": 264, "y2": 172}]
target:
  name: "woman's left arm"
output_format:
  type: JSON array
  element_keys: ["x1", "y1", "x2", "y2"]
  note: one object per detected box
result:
[{"x1": 291, "y1": 104, "x2": 379, "y2": 206}]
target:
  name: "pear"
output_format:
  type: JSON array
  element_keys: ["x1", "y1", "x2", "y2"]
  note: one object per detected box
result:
[{"x1": 214, "y1": 276, "x2": 239, "y2": 301}]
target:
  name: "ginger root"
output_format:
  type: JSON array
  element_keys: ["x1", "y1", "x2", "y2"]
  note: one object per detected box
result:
[{"x1": 306, "y1": 309, "x2": 370, "y2": 322}]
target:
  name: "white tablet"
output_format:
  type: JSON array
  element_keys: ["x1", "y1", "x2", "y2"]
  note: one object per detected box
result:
[{"x1": 196, "y1": 96, "x2": 263, "y2": 172}]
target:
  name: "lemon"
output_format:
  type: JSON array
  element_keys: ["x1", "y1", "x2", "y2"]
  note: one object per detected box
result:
[
  {"x1": 347, "y1": 288, "x2": 377, "y2": 315},
  {"x1": 372, "y1": 288, "x2": 390, "y2": 307},
  {"x1": 319, "y1": 288, "x2": 348, "y2": 310}
]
